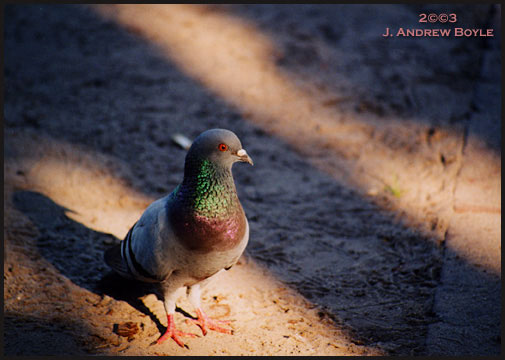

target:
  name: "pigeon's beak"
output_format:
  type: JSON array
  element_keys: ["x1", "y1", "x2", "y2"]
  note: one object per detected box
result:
[{"x1": 236, "y1": 149, "x2": 254, "y2": 166}]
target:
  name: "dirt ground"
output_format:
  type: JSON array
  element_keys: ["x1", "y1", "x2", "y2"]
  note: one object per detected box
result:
[{"x1": 3, "y1": 4, "x2": 501, "y2": 356}]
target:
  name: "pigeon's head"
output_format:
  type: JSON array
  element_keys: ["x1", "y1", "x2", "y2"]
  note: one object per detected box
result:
[{"x1": 187, "y1": 129, "x2": 253, "y2": 169}]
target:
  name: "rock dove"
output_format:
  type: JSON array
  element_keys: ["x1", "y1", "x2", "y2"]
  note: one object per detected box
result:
[{"x1": 104, "y1": 128, "x2": 253, "y2": 347}]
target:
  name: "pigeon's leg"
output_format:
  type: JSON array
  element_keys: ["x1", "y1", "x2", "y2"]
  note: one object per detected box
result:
[
  {"x1": 157, "y1": 290, "x2": 197, "y2": 347},
  {"x1": 186, "y1": 283, "x2": 233, "y2": 336}
]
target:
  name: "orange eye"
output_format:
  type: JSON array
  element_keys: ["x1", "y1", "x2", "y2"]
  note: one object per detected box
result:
[{"x1": 218, "y1": 143, "x2": 228, "y2": 152}]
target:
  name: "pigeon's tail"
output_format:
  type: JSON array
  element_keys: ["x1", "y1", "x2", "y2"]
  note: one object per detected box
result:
[{"x1": 104, "y1": 243, "x2": 134, "y2": 280}]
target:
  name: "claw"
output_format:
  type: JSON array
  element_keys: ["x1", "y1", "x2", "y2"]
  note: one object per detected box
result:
[
  {"x1": 157, "y1": 314, "x2": 198, "y2": 347},
  {"x1": 188, "y1": 308, "x2": 234, "y2": 336}
]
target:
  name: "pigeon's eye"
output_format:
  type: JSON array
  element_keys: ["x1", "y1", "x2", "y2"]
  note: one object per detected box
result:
[{"x1": 218, "y1": 143, "x2": 228, "y2": 152}]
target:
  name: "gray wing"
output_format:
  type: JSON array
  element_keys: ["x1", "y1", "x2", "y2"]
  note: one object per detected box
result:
[{"x1": 104, "y1": 193, "x2": 179, "y2": 283}]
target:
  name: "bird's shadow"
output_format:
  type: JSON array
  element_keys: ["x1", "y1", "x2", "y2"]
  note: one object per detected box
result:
[
  {"x1": 12, "y1": 190, "x2": 195, "y2": 338},
  {"x1": 96, "y1": 273, "x2": 196, "y2": 338}
]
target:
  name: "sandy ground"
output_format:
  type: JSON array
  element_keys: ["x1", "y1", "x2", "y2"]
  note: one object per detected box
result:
[{"x1": 3, "y1": 4, "x2": 501, "y2": 356}]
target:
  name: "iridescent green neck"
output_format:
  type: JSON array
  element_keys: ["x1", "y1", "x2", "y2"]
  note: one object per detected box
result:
[{"x1": 176, "y1": 159, "x2": 239, "y2": 218}]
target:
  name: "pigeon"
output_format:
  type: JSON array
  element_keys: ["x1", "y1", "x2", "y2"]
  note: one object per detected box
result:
[{"x1": 104, "y1": 128, "x2": 253, "y2": 347}]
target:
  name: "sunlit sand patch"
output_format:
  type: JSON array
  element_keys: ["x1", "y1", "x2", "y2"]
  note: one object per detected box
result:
[{"x1": 5, "y1": 131, "x2": 150, "y2": 239}]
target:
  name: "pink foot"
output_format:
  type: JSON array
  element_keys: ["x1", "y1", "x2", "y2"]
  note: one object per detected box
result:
[
  {"x1": 157, "y1": 314, "x2": 197, "y2": 347},
  {"x1": 188, "y1": 308, "x2": 233, "y2": 336}
]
